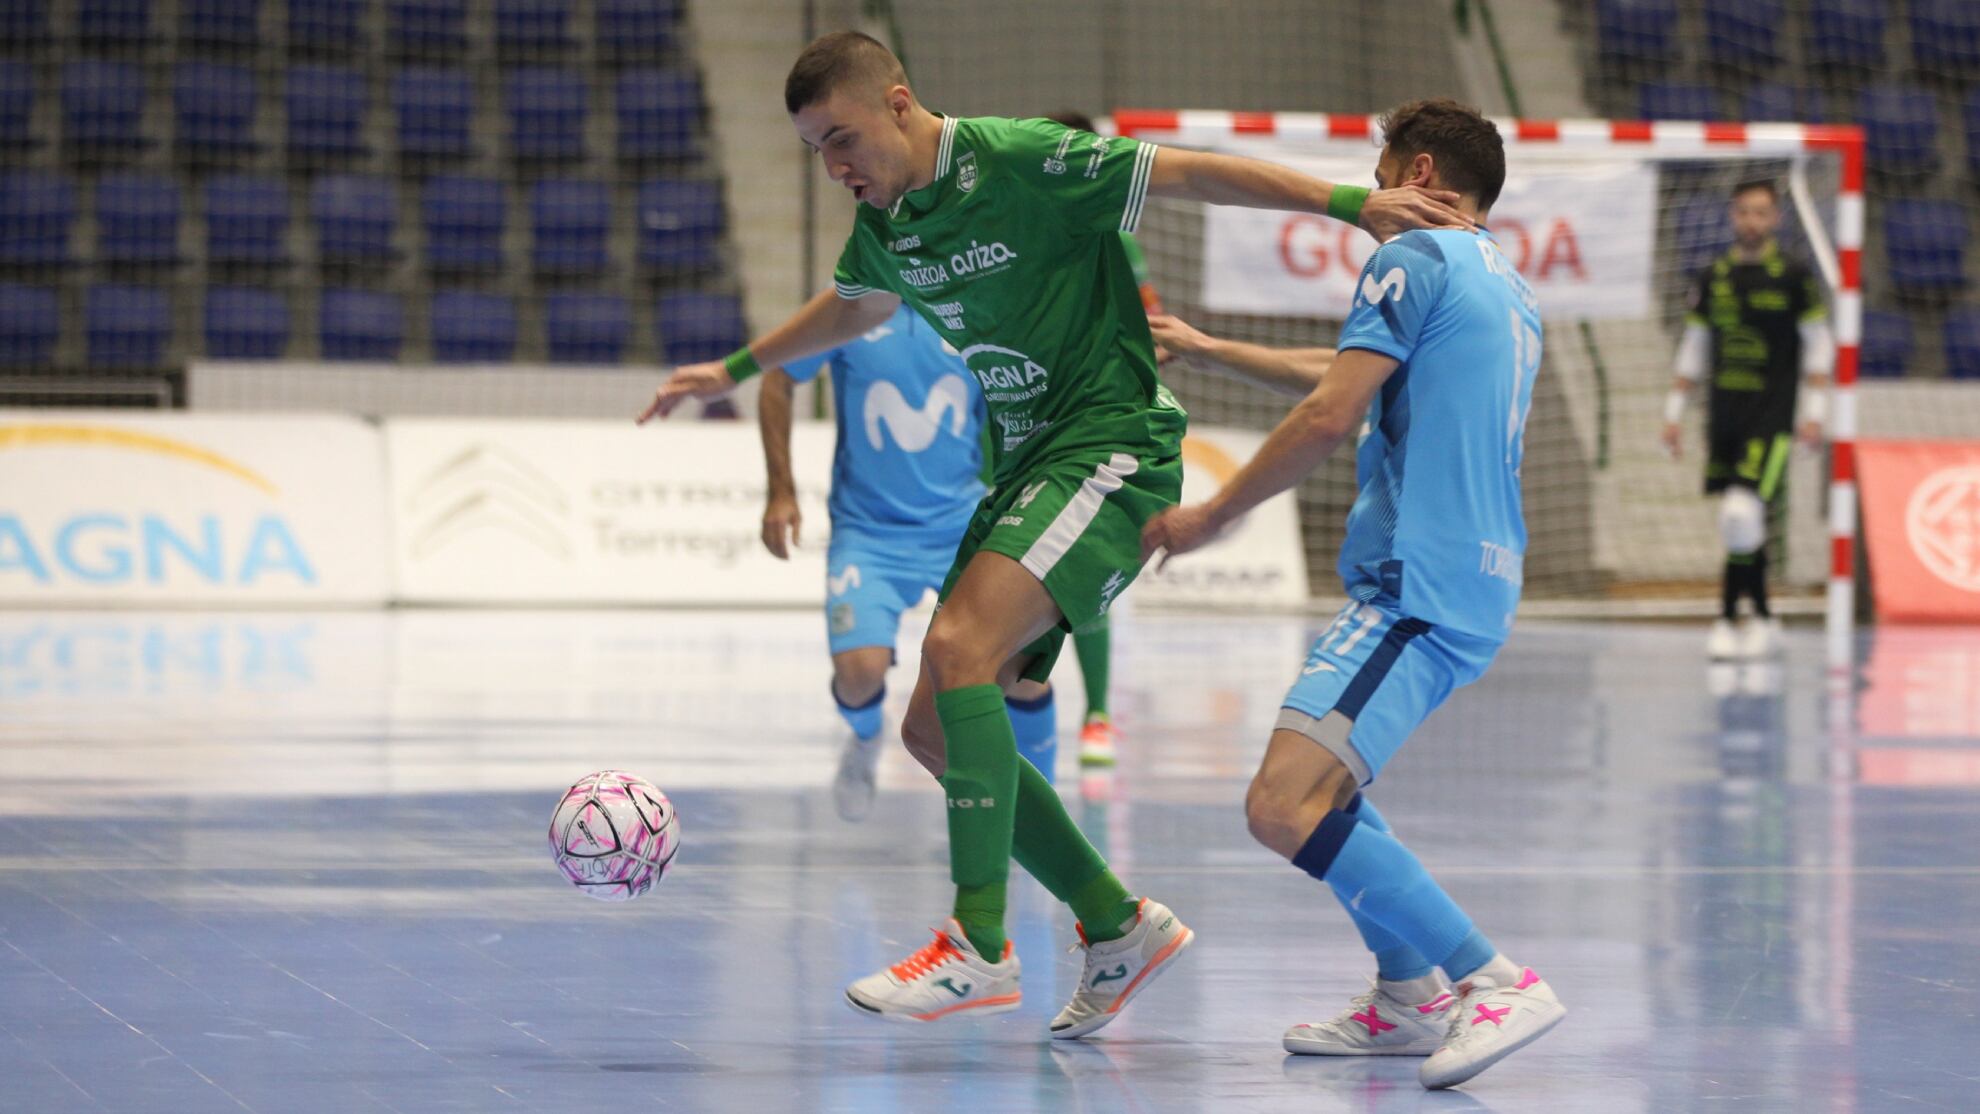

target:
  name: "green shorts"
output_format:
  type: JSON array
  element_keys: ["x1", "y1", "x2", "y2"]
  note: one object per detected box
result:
[{"x1": 939, "y1": 449, "x2": 1183, "y2": 683}]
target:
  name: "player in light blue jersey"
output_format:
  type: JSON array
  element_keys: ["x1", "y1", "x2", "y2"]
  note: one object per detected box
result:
[
  {"x1": 760, "y1": 302, "x2": 1061, "y2": 820},
  {"x1": 1144, "y1": 99, "x2": 1563, "y2": 1091}
]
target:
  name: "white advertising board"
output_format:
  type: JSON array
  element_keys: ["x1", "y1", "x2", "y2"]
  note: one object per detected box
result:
[
  {"x1": 1134, "y1": 427, "x2": 1309, "y2": 609},
  {"x1": 386, "y1": 419, "x2": 838, "y2": 605},
  {"x1": 0, "y1": 411, "x2": 391, "y2": 604},
  {"x1": 1201, "y1": 152, "x2": 1654, "y2": 321}
]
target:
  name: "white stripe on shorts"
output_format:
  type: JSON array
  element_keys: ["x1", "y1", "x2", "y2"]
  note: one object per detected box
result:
[{"x1": 1019, "y1": 452, "x2": 1139, "y2": 581}]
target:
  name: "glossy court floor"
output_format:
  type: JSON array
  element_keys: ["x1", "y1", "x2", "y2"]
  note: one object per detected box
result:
[{"x1": 2, "y1": 607, "x2": 1977, "y2": 1113}]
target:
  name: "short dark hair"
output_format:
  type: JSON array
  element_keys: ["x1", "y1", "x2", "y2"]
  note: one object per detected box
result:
[
  {"x1": 784, "y1": 31, "x2": 907, "y2": 115},
  {"x1": 1044, "y1": 110, "x2": 1096, "y2": 133},
  {"x1": 1731, "y1": 179, "x2": 1779, "y2": 203},
  {"x1": 1377, "y1": 98, "x2": 1506, "y2": 212}
]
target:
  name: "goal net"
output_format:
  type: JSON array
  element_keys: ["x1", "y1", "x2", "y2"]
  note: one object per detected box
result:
[{"x1": 1113, "y1": 111, "x2": 1862, "y2": 622}]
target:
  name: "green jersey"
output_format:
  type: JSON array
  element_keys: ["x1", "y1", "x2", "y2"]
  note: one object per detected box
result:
[{"x1": 832, "y1": 115, "x2": 1187, "y2": 484}]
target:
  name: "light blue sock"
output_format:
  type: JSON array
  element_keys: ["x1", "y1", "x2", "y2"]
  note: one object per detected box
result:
[
  {"x1": 1337, "y1": 795, "x2": 1436, "y2": 982},
  {"x1": 832, "y1": 680, "x2": 884, "y2": 742},
  {"x1": 1005, "y1": 688, "x2": 1058, "y2": 784},
  {"x1": 1293, "y1": 808, "x2": 1497, "y2": 982}
]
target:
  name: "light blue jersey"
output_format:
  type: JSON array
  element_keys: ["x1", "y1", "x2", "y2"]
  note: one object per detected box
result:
[
  {"x1": 1335, "y1": 228, "x2": 1542, "y2": 641},
  {"x1": 784, "y1": 304, "x2": 988, "y2": 542}
]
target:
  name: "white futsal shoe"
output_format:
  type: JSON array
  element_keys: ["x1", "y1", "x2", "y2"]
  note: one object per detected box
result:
[
  {"x1": 1283, "y1": 980, "x2": 1456, "y2": 1056},
  {"x1": 1741, "y1": 616, "x2": 1783, "y2": 660},
  {"x1": 1707, "y1": 618, "x2": 1742, "y2": 660},
  {"x1": 1050, "y1": 898, "x2": 1194, "y2": 1039},
  {"x1": 1419, "y1": 967, "x2": 1566, "y2": 1090},
  {"x1": 831, "y1": 729, "x2": 883, "y2": 822},
  {"x1": 844, "y1": 920, "x2": 1022, "y2": 1023}
]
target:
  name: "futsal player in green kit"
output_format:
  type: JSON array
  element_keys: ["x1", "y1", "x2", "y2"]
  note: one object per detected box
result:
[{"x1": 639, "y1": 31, "x2": 1469, "y2": 1036}]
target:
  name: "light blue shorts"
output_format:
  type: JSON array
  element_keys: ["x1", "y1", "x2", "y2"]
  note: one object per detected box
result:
[
  {"x1": 823, "y1": 530, "x2": 956, "y2": 657},
  {"x1": 1277, "y1": 599, "x2": 1503, "y2": 786}
]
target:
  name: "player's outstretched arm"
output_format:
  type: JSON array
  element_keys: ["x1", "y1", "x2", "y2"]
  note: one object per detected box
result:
[
  {"x1": 1148, "y1": 313, "x2": 1333, "y2": 400},
  {"x1": 1143, "y1": 348, "x2": 1398, "y2": 567},
  {"x1": 637, "y1": 289, "x2": 900, "y2": 423},
  {"x1": 757, "y1": 368, "x2": 802, "y2": 560},
  {"x1": 1144, "y1": 146, "x2": 1472, "y2": 240}
]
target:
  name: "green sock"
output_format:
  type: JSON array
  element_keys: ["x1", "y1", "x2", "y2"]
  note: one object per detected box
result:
[
  {"x1": 1074, "y1": 618, "x2": 1112, "y2": 721},
  {"x1": 935, "y1": 684, "x2": 1019, "y2": 959},
  {"x1": 1008, "y1": 757, "x2": 1139, "y2": 942}
]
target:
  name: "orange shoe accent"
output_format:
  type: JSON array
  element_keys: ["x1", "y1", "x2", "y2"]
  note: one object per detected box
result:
[
  {"x1": 889, "y1": 931, "x2": 963, "y2": 982},
  {"x1": 912, "y1": 991, "x2": 1023, "y2": 1021},
  {"x1": 1104, "y1": 926, "x2": 1193, "y2": 1015}
]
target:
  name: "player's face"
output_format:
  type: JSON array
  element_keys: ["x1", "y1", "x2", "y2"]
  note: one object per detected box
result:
[
  {"x1": 793, "y1": 87, "x2": 914, "y2": 209},
  {"x1": 1729, "y1": 190, "x2": 1780, "y2": 249}
]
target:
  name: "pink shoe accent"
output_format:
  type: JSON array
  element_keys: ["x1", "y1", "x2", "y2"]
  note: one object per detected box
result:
[
  {"x1": 1351, "y1": 1006, "x2": 1397, "y2": 1035},
  {"x1": 1514, "y1": 967, "x2": 1540, "y2": 991},
  {"x1": 1415, "y1": 993, "x2": 1454, "y2": 1014},
  {"x1": 1471, "y1": 1003, "x2": 1511, "y2": 1027}
]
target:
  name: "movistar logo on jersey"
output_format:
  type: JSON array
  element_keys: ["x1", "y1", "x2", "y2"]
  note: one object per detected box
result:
[
  {"x1": 828, "y1": 565, "x2": 862, "y2": 596},
  {"x1": 1359, "y1": 267, "x2": 1407, "y2": 306},
  {"x1": 863, "y1": 374, "x2": 972, "y2": 453}
]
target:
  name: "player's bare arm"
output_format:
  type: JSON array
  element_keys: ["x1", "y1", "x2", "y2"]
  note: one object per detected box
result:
[
  {"x1": 757, "y1": 368, "x2": 802, "y2": 559},
  {"x1": 1143, "y1": 348, "x2": 1398, "y2": 566},
  {"x1": 637, "y1": 289, "x2": 900, "y2": 423},
  {"x1": 1149, "y1": 313, "x2": 1335, "y2": 400},
  {"x1": 1146, "y1": 145, "x2": 1473, "y2": 239}
]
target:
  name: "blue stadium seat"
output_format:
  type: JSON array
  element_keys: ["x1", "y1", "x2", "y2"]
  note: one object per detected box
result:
[
  {"x1": 656, "y1": 292, "x2": 745, "y2": 365},
  {"x1": 617, "y1": 69, "x2": 701, "y2": 160},
  {"x1": 544, "y1": 292, "x2": 629, "y2": 364},
  {"x1": 62, "y1": 61, "x2": 148, "y2": 152},
  {"x1": 1671, "y1": 194, "x2": 1732, "y2": 277},
  {"x1": 175, "y1": 62, "x2": 259, "y2": 155},
  {"x1": 430, "y1": 291, "x2": 517, "y2": 363},
  {"x1": 203, "y1": 286, "x2": 288, "y2": 358},
  {"x1": 289, "y1": 0, "x2": 363, "y2": 54},
  {"x1": 392, "y1": 68, "x2": 475, "y2": 158},
  {"x1": 507, "y1": 68, "x2": 588, "y2": 160},
  {"x1": 86, "y1": 285, "x2": 172, "y2": 367},
  {"x1": 495, "y1": 0, "x2": 575, "y2": 54},
  {"x1": 287, "y1": 65, "x2": 370, "y2": 159},
  {"x1": 1885, "y1": 200, "x2": 1969, "y2": 295},
  {"x1": 312, "y1": 175, "x2": 397, "y2": 264},
  {"x1": 204, "y1": 174, "x2": 289, "y2": 263},
  {"x1": 1946, "y1": 309, "x2": 1980, "y2": 380},
  {"x1": 319, "y1": 288, "x2": 403, "y2": 360},
  {"x1": 422, "y1": 175, "x2": 506, "y2": 271},
  {"x1": 1638, "y1": 81, "x2": 1721, "y2": 122},
  {"x1": 0, "y1": 285, "x2": 58, "y2": 366},
  {"x1": 1858, "y1": 86, "x2": 1939, "y2": 176},
  {"x1": 1743, "y1": 83, "x2": 1824, "y2": 124},
  {"x1": 1702, "y1": 0, "x2": 1781, "y2": 68},
  {"x1": 181, "y1": 0, "x2": 260, "y2": 49},
  {"x1": 1911, "y1": 0, "x2": 1980, "y2": 80},
  {"x1": 1966, "y1": 88, "x2": 1980, "y2": 177},
  {"x1": 1596, "y1": 0, "x2": 1678, "y2": 70},
  {"x1": 596, "y1": 0, "x2": 679, "y2": 59},
  {"x1": 1857, "y1": 310, "x2": 1914, "y2": 378},
  {"x1": 0, "y1": 171, "x2": 76, "y2": 265},
  {"x1": 388, "y1": 0, "x2": 470, "y2": 54},
  {"x1": 1808, "y1": 0, "x2": 1886, "y2": 69},
  {"x1": 77, "y1": 0, "x2": 152, "y2": 45},
  {"x1": 0, "y1": 62, "x2": 34, "y2": 149},
  {"x1": 637, "y1": 179, "x2": 721, "y2": 272},
  {"x1": 529, "y1": 179, "x2": 609, "y2": 273},
  {"x1": 95, "y1": 173, "x2": 181, "y2": 264},
  {"x1": 0, "y1": 0, "x2": 51, "y2": 45}
]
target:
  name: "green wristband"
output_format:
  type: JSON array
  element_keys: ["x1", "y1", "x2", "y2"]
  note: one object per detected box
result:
[
  {"x1": 723, "y1": 346, "x2": 762, "y2": 383},
  {"x1": 1327, "y1": 184, "x2": 1370, "y2": 225}
]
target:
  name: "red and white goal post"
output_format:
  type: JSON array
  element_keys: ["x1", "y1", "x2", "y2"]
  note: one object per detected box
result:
[{"x1": 1112, "y1": 110, "x2": 1863, "y2": 668}]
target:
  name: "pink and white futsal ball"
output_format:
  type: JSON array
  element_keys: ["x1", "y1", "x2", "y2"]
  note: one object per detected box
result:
[{"x1": 548, "y1": 771, "x2": 679, "y2": 902}]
